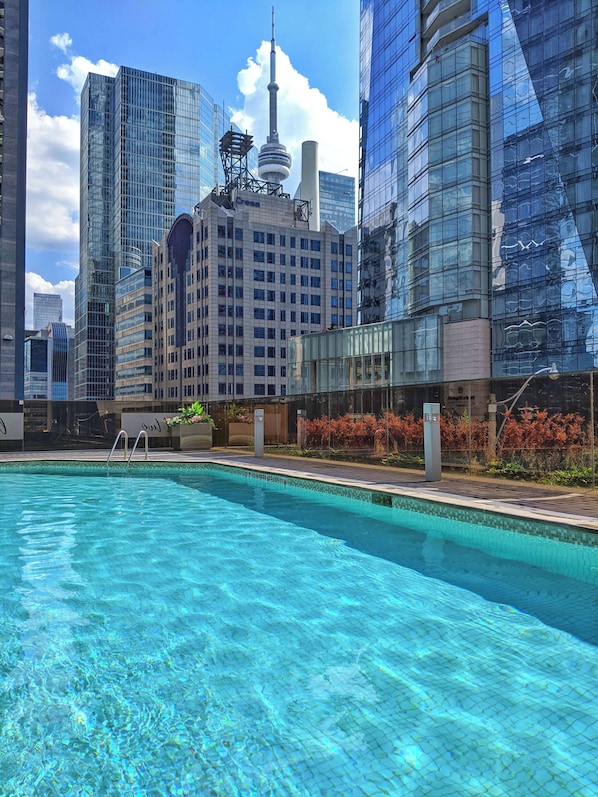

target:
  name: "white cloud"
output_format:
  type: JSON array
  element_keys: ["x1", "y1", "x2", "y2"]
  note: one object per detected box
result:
[
  {"x1": 231, "y1": 42, "x2": 359, "y2": 195},
  {"x1": 26, "y1": 272, "x2": 75, "y2": 328},
  {"x1": 26, "y1": 41, "x2": 119, "y2": 255},
  {"x1": 26, "y1": 92, "x2": 80, "y2": 253},
  {"x1": 51, "y1": 30, "x2": 119, "y2": 97},
  {"x1": 50, "y1": 32, "x2": 72, "y2": 54},
  {"x1": 57, "y1": 54, "x2": 119, "y2": 97}
]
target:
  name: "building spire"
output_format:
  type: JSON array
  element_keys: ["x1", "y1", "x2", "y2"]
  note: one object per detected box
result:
[
  {"x1": 258, "y1": 5, "x2": 291, "y2": 186},
  {"x1": 268, "y1": 6, "x2": 278, "y2": 143}
]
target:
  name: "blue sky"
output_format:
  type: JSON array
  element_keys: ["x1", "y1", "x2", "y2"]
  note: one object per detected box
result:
[{"x1": 26, "y1": 0, "x2": 360, "y2": 326}]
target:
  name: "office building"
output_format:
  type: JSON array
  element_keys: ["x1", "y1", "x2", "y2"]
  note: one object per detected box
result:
[
  {"x1": 318, "y1": 172, "x2": 356, "y2": 234},
  {"x1": 0, "y1": 0, "x2": 28, "y2": 399},
  {"x1": 24, "y1": 322, "x2": 74, "y2": 400},
  {"x1": 152, "y1": 187, "x2": 357, "y2": 402},
  {"x1": 114, "y1": 267, "x2": 153, "y2": 398},
  {"x1": 76, "y1": 66, "x2": 243, "y2": 400},
  {"x1": 294, "y1": 0, "x2": 598, "y2": 391},
  {"x1": 33, "y1": 292, "x2": 63, "y2": 330}
]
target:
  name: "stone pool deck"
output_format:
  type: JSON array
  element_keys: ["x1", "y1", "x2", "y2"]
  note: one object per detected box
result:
[{"x1": 1, "y1": 447, "x2": 597, "y2": 533}]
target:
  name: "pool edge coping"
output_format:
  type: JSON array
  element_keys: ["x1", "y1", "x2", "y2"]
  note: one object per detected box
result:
[{"x1": 1, "y1": 457, "x2": 597, "y2": 547}]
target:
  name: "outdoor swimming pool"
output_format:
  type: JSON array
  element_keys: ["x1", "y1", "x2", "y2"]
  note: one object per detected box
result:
[{"x1": 0, "y1": 465, "x2": 597, "y2": 796}]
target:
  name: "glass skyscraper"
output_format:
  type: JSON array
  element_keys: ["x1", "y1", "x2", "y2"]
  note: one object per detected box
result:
[
  {"x1": 359, "y1": 0, "x2": 598, "y2": 378},
  {"x1": 33, "y1": 292, "x2": 63, "y2": 330},
  {"x1": 319, "y1": 171, "x2": 356, "y2": 233},
  {"x1": 0, "y1": 0, "x2": 28, "y2": 399},
  {"x1": 76, "y1": 67, "x2": 236, "y2": 400}
]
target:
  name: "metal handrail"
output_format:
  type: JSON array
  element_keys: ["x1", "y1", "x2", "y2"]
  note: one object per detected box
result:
[
  {"x1": 107, "y1": 430, "x2": 129, "y2": 466},
  {"x1": 127, "y1": 430, "x2": 149, "y2": 467}
]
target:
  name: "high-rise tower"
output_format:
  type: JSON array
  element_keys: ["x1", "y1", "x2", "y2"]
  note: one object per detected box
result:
[
  {"x1": 358, "y1": 0, "x2": 598, "y2": 379},
  {"x1": 257, "y1": 7, "x2": 292, "y2": 187},
  {"x1": 0, "y1": 0, "x2": 28, "y2": 399},
  {"x1": 76, "y1": 67, "x2": 237, "y2": 400}
]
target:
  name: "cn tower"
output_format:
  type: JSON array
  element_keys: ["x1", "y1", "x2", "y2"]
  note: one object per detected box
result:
[{"x1": 257, "y1": 7, "x2": 292, "y2": 186}]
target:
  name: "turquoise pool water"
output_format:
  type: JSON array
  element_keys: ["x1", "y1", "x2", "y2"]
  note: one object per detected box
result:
[{"x1": 0, "y1": 468, "x2": 597, "y2": 796}]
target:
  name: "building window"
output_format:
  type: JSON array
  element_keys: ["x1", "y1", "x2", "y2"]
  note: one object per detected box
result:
[
  {"x1": 310, "y1": 313, "x2": 321, "y2": 324},
  {"x1": 253, "y1": 251, "x2": 265, "y2": 263},
  {"x1": 280, "y1": 234, "x2": 286, "y2": 246},
  {"x1": 310, "y1": 239, "x2": 321, "y2": 251},
  {"x1": 253, "y1": 231, "x2": 265, "y2": 243},
  {"x1": 254, "y1": 346, "x2": 265, "y2": 357},
  {"x1": 267, "y1": 252, "x2": 275, "y2": 264},
  {"x1": 266, "y1": 232, "x2": 276, "y2": 245},
  {"x1": 254, "y1": 364, "x2": 266, "y2": 376},
  {"x1": 300, "y1": 238, "x2": 309, "y2": 250},
  {"x1": 267, "y1": 346, "x2": 276, "y2": 358},
  {"x1": 218, "y1": 383, "x2": 227, "y2": 395},
  {"x1": 331, "y1": 242, "x2": 338, "y2": 254},
  {"x1": 254, "y1": 384, "x2": 266, "y2": 395},
  {"x1": 254, "y1": 327, "x2": 265, "y2": 338},
  {"x1": 311, "y1": 295, "x2": 321, "y2": 306},
  {"x1": 254, "y1": 288, "x2": 265, "y2": 300},
  {"x1": 254, "y1": 308, "x2": 265, "y2": 319},
  {"x1": 235, "y1": 227, "x2": 243, "y2": 240},
  {"x1": 345, "y1": 244, "x2": 352, "y2": 255},
  {"x1": 253, "y1": 270, "x2": 265, "y2": 281}
]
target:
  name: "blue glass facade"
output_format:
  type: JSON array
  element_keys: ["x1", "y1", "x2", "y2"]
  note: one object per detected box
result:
[
  {"x1": 318, "y1": 171, "x2": 356, "y2": 233},
  {"x1": 359, "y1": 0, "x2": 598, "y2": 378},
  {"x1": 76, "y1": 67, "x2": 237, "y2": 400}
]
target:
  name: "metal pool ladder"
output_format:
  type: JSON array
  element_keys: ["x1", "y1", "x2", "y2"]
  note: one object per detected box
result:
[
  {"x1": 107, "y1": 430, "x2": 129, "y2": 467},
  {"x1": 127, "y1": 430, "x2": 149, "y2": 468}
]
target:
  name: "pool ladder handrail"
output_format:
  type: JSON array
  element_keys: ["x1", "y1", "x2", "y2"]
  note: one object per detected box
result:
[
  {"x1": 107, "y1": 430, "x2": 129, "y2": 467},
  {"x1": 127, "y1": 430, "x2": 149, "y2": 467}
]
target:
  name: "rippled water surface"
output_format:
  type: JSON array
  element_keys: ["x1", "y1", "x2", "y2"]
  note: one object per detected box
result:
[{"x1": 0, "y1": 470, "x2": 597, "y2": 796}]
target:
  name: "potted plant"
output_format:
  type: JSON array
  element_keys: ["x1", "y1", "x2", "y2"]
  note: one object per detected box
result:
[
  {"x1": 225, "y1": 402, "x2": 254, "y2": 446},
  {"x1": 164, "y1": 401, "x2": 216, "y2": 451}
]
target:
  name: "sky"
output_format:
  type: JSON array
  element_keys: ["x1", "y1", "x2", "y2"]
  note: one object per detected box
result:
[{"x1": 26, "y1": 0, "x2": 360, "y2": 327}]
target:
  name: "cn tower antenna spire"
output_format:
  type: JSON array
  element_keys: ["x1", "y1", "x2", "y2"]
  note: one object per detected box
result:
[
  {"x1": 258, "y1": 5, "x2": 292, "y2": 186},
  {"x1": 268, "y1": 5, "x2": 279, "y2": 143}
]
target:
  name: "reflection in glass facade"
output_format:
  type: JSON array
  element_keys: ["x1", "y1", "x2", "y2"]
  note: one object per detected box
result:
[
  {"x1": 359, "y1": 0, "x2": 598, "y2": 380},
  {"x1": 76, "y1": 67, "x2": 238, "y2": 400}
]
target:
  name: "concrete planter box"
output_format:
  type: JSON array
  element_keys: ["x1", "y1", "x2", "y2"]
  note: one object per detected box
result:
[
  {"x1": 227, "y1": 422, "x2": 254, "y2": 446},
  {"x1": 170, "y1": 424, "x2": 213, "y2": 450}
]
